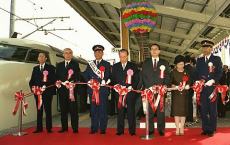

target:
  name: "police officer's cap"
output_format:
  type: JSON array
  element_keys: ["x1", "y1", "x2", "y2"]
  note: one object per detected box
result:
[
  {"x1": 92, "y1": 45, "x2": 104, "y2": 51},
  {"x1": 201, "y1": 40, "x2": 214, "y2": 47}
]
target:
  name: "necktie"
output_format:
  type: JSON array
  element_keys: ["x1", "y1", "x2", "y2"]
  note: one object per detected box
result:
[
  {"x1": 96, "y1": 61, "x2": 99, "y2": 66},
  {"x1": 40, "y1": 65, "x2": 43, "y2": 71},
  {"x1": 153, "y1": 59, "x2": 157, "y2": 69},
  {"x1": 66, "y1": 61, "x2": 69, "y2": 68},
  {"x1": 205, "y1": 57, "x2": 208, "y2": 63},
  {"x1": 122, "y1": 64, "x2": 125, "y2": 70}
]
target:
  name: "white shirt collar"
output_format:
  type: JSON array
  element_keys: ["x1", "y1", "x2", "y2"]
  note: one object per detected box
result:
[
  {"x1": 152, "y1": 57, "x2": 159, "y2": 62},
  {"x1": 40, "y1": 63, "x2": 45, "y2": 68},
  {"x1": 96, "y1": 59, "x2": 102, "y2": 63},
  {"x1": 205, "y1": 54, "x2": 211, "y2": 60}
]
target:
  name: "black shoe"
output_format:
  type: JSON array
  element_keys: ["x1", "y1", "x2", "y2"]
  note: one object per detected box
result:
[
  {"x1": 73, "y1": 130, "x2": 78, "y2": 133},
  {"x1": 58, "y1": 129, "x2": 68, "y2": 133},
  {"x1": 159, "y1": 131, "x2": 165, "y2": 136},
  {"x1": 33, "y1": 130, "x2": 43, "y2": 133},
  {"x1": 130, "y1": 133, "x2": 136, "y2": 136},
  {"x1": 201, "y1": 131, "x2": 207, "y2": 135},
  {"x1": 89, "y1": 130, "x2": 97, "y2": 134},
  {"x1": 207, "y1": 132, "x2": 214, "y2": 137},
  {"x1": 116, "y1": 132, "x2": 124, "y2": 136},
  {"x1": 47, "y1": 130, "x2": 52, "y2": 133},
  {"x1": 149, "y1": 131, "x2": 154, "y2": 135},
  {"x1": 100, "y1": 131, "x2": 106, "y2": 134}
]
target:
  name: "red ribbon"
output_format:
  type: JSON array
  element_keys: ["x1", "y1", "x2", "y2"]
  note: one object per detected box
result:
[
  {"x1": 12, "y1": 91, "x2": 28, "y2": 115},
  {"x1": 157, "y1": 85, "x2": 167, "y2": 112},
  {"x1": 211, "y1": 85, "x2": 229, "y2": 104},
  {"x1": 99, "y1": 66, "x2": 105, "y2": 79},
  {"x1": 113, "y1": 84, "x2": 129, "y2": 109},
  {"x1": 141, "y1": 89, "x2": 155, "y2": 111},
  {"x1": 32, "y1": 86, "x2": 43, "y2": 110},
  {"x1": 192, "y1": 80, "x2": 205, "y2": 105},
  {"x1": 65, "y1": 82, "x2": 76, "y2": 101},
  {"x1": 88, "y1": 79, "x2": 100, "y2": 105}
]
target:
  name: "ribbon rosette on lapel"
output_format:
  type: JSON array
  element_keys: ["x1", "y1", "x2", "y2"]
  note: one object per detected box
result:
[
  {"x1": 64, "y1": 82, "x2": 76, "y2": 102},
  {"x1": 208, "y1": 62, "x2": 214, "y2": 73},
  {"x1": 113, "y1": 84, "x2": 129, "y2": 109},
  {"x1": 178, "y1": 74, "x2": 189, "y2": 91},
  {"x1": 32, "y1": 86, "x2": 44, "y2": 110},
  {"x1": 67, "y1": 69, "x2": 73, "y2": 80},
  {"x1": 192, "y1": 80, "x2": 205, "y2": 105},
  {"x1": 88, "y1": 79, "x2": 100, "y2": 105},
  {"x1": 99, "y1": 66, "x2": 105, "y2": 79},
  {"x1": 42, "y1": 70, "x2": 48, "y2": 82},
  {"x1": 159, "y1": 65, "x2": 165, "y2": 79},
  {"x1": 12, "y1": 91, "x2": 28, "y2": 115},
  {"x1": 126, "y1": 69, "x2": 133, "y2": 84}
]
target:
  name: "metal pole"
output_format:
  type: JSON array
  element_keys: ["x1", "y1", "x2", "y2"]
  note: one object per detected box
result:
[
  {"x1": 9, "y1": 0, "x2": 15, "y2": 37},
  {"x1": 13, "y1": 90, "x2": 27, "y2": 136},
  {"x1": 141, "y1": 101, "x2": 153, "y2": 140}
]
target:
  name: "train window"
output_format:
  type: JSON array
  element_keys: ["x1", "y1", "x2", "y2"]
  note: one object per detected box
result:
[
  {"x1": 26, "y1": 49, "x2": 51, "y2": 64},
  {"x1": 0, "y1": 43, "x2": 28, "y2": 61}
]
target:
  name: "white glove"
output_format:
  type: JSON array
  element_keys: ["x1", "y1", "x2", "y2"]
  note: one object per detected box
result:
[
  {"x1": 41, "y1": 85, "x2": 46, "y2": 91},
  {"x1": 185, "y1": 85, "x2": 190, "y2": 90},
  {"x1": 101, "y1": 80, "x2": 106, "y2": 86},
  {"x1": 106, "y1": 79, "x2": 111, "y2": 84},
  {"x1": 205, "y1": 79, "x2": 215, "y2": 86},
  {"x1": 128, "y1": 86, "x2": 132, "y2": 90},
  {"x1": 63, "y1": 80, "x2": 70, "y2": 85}
]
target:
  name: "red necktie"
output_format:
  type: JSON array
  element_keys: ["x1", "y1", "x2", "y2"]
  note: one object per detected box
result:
[{"x1": 153, "y1": 59, "x2": 157, "y2": 69}]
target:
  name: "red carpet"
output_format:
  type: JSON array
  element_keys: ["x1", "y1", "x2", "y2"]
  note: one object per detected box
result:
[
  {"x1": 141, "y1": 117, "x2": 175, "y2": 122},
  {"x1": 1, "y1": 127, "x2": 230, "y2": 145}
]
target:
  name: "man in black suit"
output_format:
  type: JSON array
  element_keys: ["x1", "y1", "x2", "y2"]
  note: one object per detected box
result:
[
  {"x1": 184, "y1": 55, "x2": 195, "y2": 124},
  {"x1": 195, "y1": 40, "x2": 222, "y2": 137},
  {"x1": 83, "y1": 45, "x2": 111, "y2": 134},
  {"x1": 29, "y1": 52, "x2": 56, "y2": 133},
  {"x1": 111, "y1": 49, "x2": 139, "y2": 136},
  {"x1": 56, "y1": 48, "x2": 81, "y2": 133},
  {"x1": 141, "y1": 43, "x2": 170, "y2": 136}
]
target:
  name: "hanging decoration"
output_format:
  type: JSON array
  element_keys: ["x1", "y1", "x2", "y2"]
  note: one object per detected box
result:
[{"x1": 122, "y1": 0, "x2": 158, "y2": 33}]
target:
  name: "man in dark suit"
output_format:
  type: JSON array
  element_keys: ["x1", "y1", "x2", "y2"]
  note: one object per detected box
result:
[
  {"x1": 141, "y1": 43, "x2": 170, "y2": 136},
  {"x1": 56, "y1": 48, "x2": 81, "y2": 133},
  {"x1": 29, "y1": 52, "x2": 56, "y2": 133},
  {"x1": 83, "y1": 45, "x2": 111, "y2": 134},
  {"x1": 195, "y1": 40, "x2": 222, "y2": 137},
  {"x1": 111, "y1": 49, "x2": 139, "y2": 136},
  {"x1": 184, "y1": 55, "x2": 195, "y2": 124}
]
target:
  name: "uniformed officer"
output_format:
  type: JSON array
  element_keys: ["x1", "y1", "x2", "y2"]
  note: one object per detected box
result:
[
  {"x1": 195, "y1": 40, "x2": 222, "y2": 137},
  {"x1": 83, "y1": 45, "x2": 111, "y2": 134}
]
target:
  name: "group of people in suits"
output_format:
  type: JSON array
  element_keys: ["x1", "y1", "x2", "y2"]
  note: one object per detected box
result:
[{"x1": 29, "y1": 39, "x2": 223, "y2": 138}]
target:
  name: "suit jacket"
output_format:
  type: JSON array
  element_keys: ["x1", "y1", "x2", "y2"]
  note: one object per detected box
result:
[
  {"x1": 111, "y1": 61, "x2": 139, "y2": 89},
  {"x1": 56, "y1": 59, "x2": 81, "y2": 96},
  {"x1": 29, "y1": 63, "x2": 56, "y2": 96},
  {"x1": 195, "y1": 54, "x2": 222, "y2": 83},
  {"x1": 141, "y1": 58, "x2": 170, "y2": 89},
  {"x1": 83, "y1": 59, "x2": 111, "y2": 97}
]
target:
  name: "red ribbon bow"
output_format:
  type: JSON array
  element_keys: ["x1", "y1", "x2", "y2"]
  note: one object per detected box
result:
[
  {"x1": 32, "y1": 86, "x2": 44, "y2": 110},
  {"x1": 113, "y1": 84, "x2": 129, "y2": 109},
  {"x1": 192, "y1": 80, "x2": 205, "y2": 105},
  {"x1": 215, "y1": 85, "x2": 229, "y2": 104},
  {"x1": 65, "y1": 82, "x2": 76, "y2": 102},
  {"x1": 12, "y1": 91, "x2": 28, "y2": 115},
  {"x1": 88, "y1": 79, "x2": 100, "y2": 105},
  {"x1": 157, "y1": 85, "x2": 167, "y2": 112},
  {"x1": 141, "y1": 89, "x2": 155, "y2": 112}
]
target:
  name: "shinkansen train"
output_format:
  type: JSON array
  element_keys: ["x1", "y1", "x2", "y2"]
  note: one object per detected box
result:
[{"x1": 0, "y1": 38, "x2": 88, "y2": 131}]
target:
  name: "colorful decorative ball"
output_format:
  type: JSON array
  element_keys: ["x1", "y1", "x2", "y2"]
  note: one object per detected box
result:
[{"x1": 122, "y1": 1, "x2": 157, "y2": 34}]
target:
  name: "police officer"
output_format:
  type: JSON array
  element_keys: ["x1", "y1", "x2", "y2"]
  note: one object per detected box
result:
[
  {"x1": 195, "y1": 40, "x2": 222, "y2": 137},
  {"x1": 83, "y1": 45, "x2": 111, "y2": 134}
]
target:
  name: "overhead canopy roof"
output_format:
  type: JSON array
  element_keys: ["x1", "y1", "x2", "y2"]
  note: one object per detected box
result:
[{"x1": 65, "y1": 0, "x2": 230, "y2": 63}]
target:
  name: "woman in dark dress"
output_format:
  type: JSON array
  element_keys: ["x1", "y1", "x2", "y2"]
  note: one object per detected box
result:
[{"x1": 170, "y1": 55, "x2": 190, "y2": 135}]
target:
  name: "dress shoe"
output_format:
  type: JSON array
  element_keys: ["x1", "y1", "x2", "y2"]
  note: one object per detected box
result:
[
  {"x1": 73, "y1": 130, "x2": 78, "y2": 133},
  {"x1": 100, "y1": 131, "x2": 106, "y2": 134},
  {"x1": 47, "y1": 130, "x2": 52, "y2": 133},
  {"x1": 58, "y1": 129, "x2": 68, "y2": 133},
  {"x1": 159, "y1": 131, "x2": 165, "y2": 136},
  {"x1": 149, "y1": 131, "x2": 154, "y2": 135},
  {"x1": 207, "y1": 132, "x2": 214, "y2": 137},
  {"x1": 116, "y1": 132, "x2": 124, "y2": 136},
  {"x1": 89, "y1": 130, "x2": 97, "y2": 134},
  {"x1": 201, "y1": 131, "x2": 207, "y2": 135},
  {"x1": 33, "y1": 130, "x2": 43, "y2": 133},
  {"x1": 130, "y1": 133, "x2": 136, "y2": 136}
]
